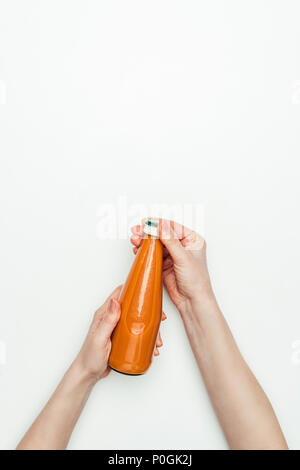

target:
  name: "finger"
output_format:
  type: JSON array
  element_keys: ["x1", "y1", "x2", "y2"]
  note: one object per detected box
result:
[
  {"x1": 156, "y1": 331, "x2": 163, "y2": 348},
  {"x1": 162, "y1": 312, "x2": 167, "y2": 321},
  {"x1": 131, "y1": 225, "x2": 144, "y2": 237},
  {"x1": 93, "y1": 285, "x2": 123, "y2": 324},
  {"x1": 159, "y1": 220, "x2": 186, "y2": 265},
  {"x1": 181, "y1": 230, "x2": 205, "y2": 250},
  {"x1": 99, "y1": 298, "x2": 121, "y2": 340},
  {"x1": 163, "y1": 219, "x2": 204, "y2": 250},
  {"x1": 130, "y1": 235, "x2": 142, "y2": 248},
  {"x1": 141, "y1": 218, "x2": 204, "y2": 251},
  {"x1": 140, "y1": 218, "x2": 186, "y2": 262},
  {"x1": 104, "y1": 285, "x2": 123, "y2": 306},
  {"x1": 154, "y1": 347, "x2": 159, "y2": 356},
  {"x1": 132, "y1": 221, "x2": 175, "y2": 259},
  {"x1": 141, "y1": 218, "x2": 193, "y2": 240}
]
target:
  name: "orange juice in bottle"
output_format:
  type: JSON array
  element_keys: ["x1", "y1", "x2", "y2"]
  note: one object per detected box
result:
[{"x1": 109, "y1": 219, "x2": 163, "y2": 375}]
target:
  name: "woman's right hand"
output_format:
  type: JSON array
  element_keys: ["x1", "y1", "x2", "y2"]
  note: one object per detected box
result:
[{"x1": 131, "y1": 219, "x2": 214, "y2": 315}]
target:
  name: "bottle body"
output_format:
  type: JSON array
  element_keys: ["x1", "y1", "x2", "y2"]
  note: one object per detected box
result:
[{"x1": 109, "y1": 234, "x2": 163, "y2": 375}]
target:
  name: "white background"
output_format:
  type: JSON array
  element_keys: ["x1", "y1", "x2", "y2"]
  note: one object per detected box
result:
[{"x1": 0, "y1": 1, "x2": 300, "y2": 450}]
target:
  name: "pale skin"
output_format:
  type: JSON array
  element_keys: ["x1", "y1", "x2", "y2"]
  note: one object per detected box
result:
[
  {"x1": 17, "y1": 218, "x2": 288, "y2": 450},
  {"x1": 17, "y1": 292, "x2": 166, "y2": 450}
]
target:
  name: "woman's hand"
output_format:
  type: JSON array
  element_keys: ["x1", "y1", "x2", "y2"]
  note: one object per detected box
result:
[
  {"x1": 17, "y1": 285, "x2": 165, "y2": 450},
  {"x1": 75, "y1": 285, "x2": 166, "y2": 384},
  {"x1": 75, "y1": 285, "x2": 122, "y2": 383},
  {"x1": 131, "y1": 218, "x2": 288, "y2": 451},
  {"x1": 131, "y1": 219, "x2": 213, "y2": 315}
]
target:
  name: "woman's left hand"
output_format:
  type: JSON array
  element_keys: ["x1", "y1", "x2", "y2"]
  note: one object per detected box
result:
[{"x1": 75, "y1": 285, "x2": 166, "y2": 383}]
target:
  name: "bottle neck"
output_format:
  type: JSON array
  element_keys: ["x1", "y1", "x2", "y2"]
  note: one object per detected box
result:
[{"x1": 145, "y1": 234, "x2": 159, "y2": 240}]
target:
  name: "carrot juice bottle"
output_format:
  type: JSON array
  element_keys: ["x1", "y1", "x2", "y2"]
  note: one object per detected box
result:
[{"x1": 109, "y1": 219, "x2": 163, "y2": 375}]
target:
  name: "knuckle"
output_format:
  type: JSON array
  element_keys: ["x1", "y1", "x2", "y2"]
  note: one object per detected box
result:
[{"x1": 103, "y1": 312, "x2": 116, "y2": 327}]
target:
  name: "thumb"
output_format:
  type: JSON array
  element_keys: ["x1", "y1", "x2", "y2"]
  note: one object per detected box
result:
[
  {"x1": 159, "y1": 220, "x2": 186, "y2": 265},
  {"x1": 100, "y1": 298, "x2": 121, "y2": 340}
]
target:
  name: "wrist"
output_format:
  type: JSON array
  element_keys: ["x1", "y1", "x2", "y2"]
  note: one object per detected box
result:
[
  {"x1": 179, "y1": 289, "x2": 220, "y2": 320},
  {"x1": 68, "y1": 358, "x2": 98, "y2": 390}
]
